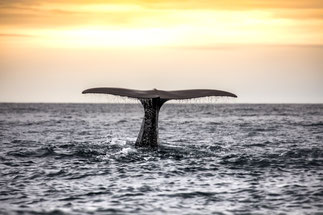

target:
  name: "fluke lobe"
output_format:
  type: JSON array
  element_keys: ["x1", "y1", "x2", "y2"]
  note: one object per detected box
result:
[{"x1": 82, "y1": 88, "x2": 237, "y2": 147}]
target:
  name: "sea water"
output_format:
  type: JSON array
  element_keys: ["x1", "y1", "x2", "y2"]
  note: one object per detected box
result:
[{"x1": 0, "y1": 103, "x2": 322, "y2": 214}]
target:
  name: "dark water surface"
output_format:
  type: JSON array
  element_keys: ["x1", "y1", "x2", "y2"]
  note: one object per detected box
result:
[{"x1": 0, "y1": 103, "x2": 322, "y2": 214}]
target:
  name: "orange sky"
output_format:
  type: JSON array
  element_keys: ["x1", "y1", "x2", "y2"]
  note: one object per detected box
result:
[
  {"x1": 1, "y1": 0, "x2": 323, "y2": 47},
  {"x1": 0, "y1": 0, "x2": 322, "y2": 102}
]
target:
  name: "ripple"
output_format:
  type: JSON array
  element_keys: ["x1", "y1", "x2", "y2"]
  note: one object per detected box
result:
[{"x1": 0, "y1": 103, "x2": 322, "y2": 215}]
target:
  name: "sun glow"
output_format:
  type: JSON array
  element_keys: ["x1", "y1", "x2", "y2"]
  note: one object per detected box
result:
[
  {"x1": 0, "y1": 0, "x2": 323, "y2": 103},
  {"x1": 52, "y1": 28, "x2": 179, "y2": 47},
  {"x1": 37, "y1": 3, "x2": 143, "y2": 12},
  {"x1": 0, "y1": 1, "x2": 322, "y2": 48},
  {"x1": 2, "y1": 9, "x2": 321, "y2": 48},
  {"x1": 1, "y1": 28, "x2": 180, "y2": 48}
]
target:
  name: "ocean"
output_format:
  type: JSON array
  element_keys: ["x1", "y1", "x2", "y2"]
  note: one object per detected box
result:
[{"x1": 0, "y1": 103, "x2": 322, "y2": 214}]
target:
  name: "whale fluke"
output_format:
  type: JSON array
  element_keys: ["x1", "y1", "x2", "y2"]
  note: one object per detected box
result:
[
  {"x1": 82, "y1": 87, "x2": 237, "y2": 100},
  {"x1": 82, "y1": 87, "x2": 237, "y2": 147}
]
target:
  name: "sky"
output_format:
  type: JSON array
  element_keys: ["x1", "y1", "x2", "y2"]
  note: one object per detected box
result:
[{"x1": 0, "y1": 0, "x2": 322, "y2": 103}]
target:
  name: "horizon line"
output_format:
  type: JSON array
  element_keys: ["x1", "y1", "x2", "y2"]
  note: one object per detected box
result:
[{"x1": 0, "y1": 102, "x2": 322, "y2": 105}]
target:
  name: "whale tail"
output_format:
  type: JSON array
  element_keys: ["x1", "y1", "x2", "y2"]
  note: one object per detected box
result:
[{"x1": 82, "y1": 88, "x2": 237, "y2": 147}]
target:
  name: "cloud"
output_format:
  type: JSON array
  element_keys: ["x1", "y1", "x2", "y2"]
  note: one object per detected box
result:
[
  {"x1": 1, "y1": 0, "x2": 323, "y2": 10},
  {"x1": 0, "y1": 0, "x2": 322, "y2": 46},
  {"x1": 1, "y1": 0, "x2": 322, "y2": 29},
  {"x1": 0, "y1": 6, "x2": 141, "y2": 28},
  {"x1": 272, "y1": 9, "x2": 323, "y2": 19},
  {"x1": 0, "y1": 33, "x2": 33, "y2": 37},
  {"x1": 133, "y1": 0, "x2": 323, "y2": 10}
]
